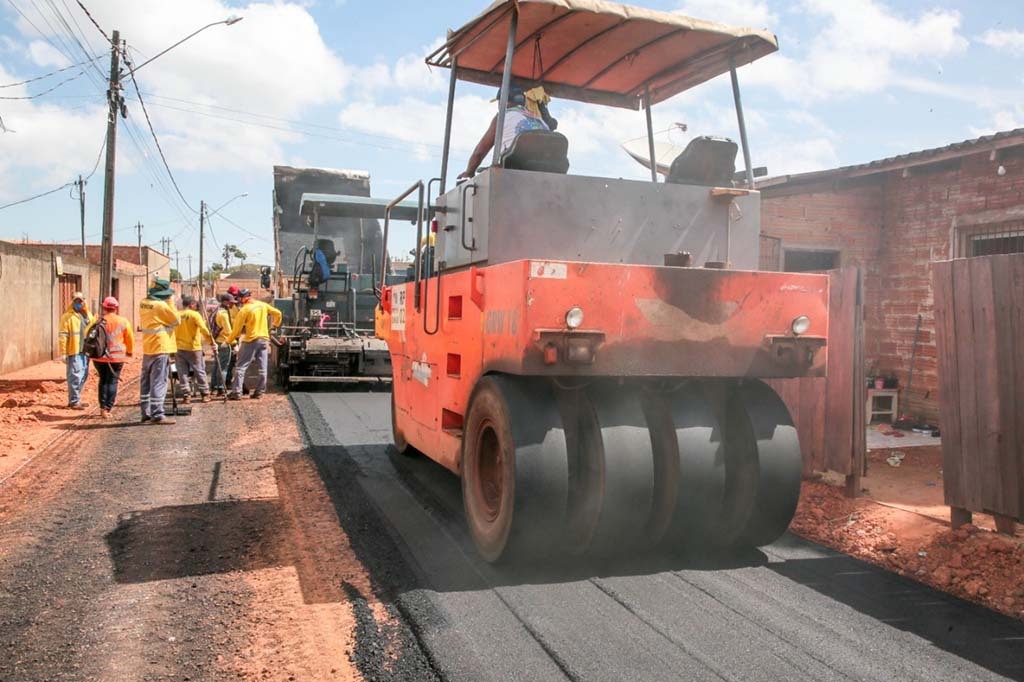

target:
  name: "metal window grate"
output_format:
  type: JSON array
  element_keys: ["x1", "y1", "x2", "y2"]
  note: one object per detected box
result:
[
  {"x1": 956, "y1": 221, "x2": 1024, "y2": 258},
  {"x1": 759, "y1": 234, "x2": 781, "y2": 271}
]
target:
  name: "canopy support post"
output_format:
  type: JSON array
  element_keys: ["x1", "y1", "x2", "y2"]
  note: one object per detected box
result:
[
  {"x1": 644, "y1": 85, "x2": 657, "y2": 182},
  {"x1": 491, "y1": 7, "x2": 519, "y2": 167},
  {"x1": 440, "y1": 57, "x2": 458, "y2": 194},
  {"x1": 730, "y1": 57, "x2": 755, "y2": 189}
]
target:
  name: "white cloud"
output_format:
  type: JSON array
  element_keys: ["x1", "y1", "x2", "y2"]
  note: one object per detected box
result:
[
  {"x1": 979, "y1": 29, "x2": 1024, "y2": 57},
  {"x1": 740, "y1": 0, "x2": 968, "y2": 102},
  {"x1": 6, "y1": 0, "x2": 351, "y2": 177},
  {"x1": 969, "y1": 105, "x2": 1024, "y2": 137},
  {"x1": 0, "y1": 66, "x2": 107, "y2": 198},
  {"x1": 28, "y1": 41, "x2": 70, "y2": 68},
  {"x1": 675, "y1": 0, "x2": 777, "y2": 29}
]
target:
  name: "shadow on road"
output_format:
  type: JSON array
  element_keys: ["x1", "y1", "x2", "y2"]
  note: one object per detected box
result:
[
  {"x1": 770, "y1": 545, "x2": 1024, "y2": 681},
  {"x1": 104, "y1": 499, "x2": 290, "y2": 583}
]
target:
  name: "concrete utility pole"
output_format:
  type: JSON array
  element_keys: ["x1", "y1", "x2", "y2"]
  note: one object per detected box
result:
[
  {"x1": 198, "y1": 200, "x2": 206, "y2": 301},
  {"x1": 173, "y1": 249, "x2": 180, "y2": 275},
  {"x1": 99, "y1": 30, "x2": 122, "y2": 301},
  {"x1": 187, "y1": 253, "x2": 192, "y2": 281},
  {"x1": 76, "y1": 175, "x2": 86, "y2": 258},
  {"x1": 136, "y1": 221, "x2": 143, "y2": 265}
]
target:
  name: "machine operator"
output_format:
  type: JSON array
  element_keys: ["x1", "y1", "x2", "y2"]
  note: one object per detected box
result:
[{"x1": 459, "y1": 84, "x2": 558, "y2": 179}]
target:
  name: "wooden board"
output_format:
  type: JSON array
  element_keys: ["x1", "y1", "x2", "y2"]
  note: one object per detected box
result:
[
  {"x1": 932, "y1": 260, "x2": 964, "y2": 509},
  {"x1": 933, "y1": 254, "x2": 1024, "y2": 521}
]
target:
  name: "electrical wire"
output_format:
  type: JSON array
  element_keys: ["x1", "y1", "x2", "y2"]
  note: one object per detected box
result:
[
  {"x1": 122, "y1": 54, "x2": 197, "y2": 213},
  {"x1": 0, "y1": 183, "x2": 73, "y2": 210},
  {"x1": 208, "y1": 211, "x2": 271, "y2": 244},
  {"x1": 0, "y1": 68, "x2": 89, "y2": 99},
  {"x1": 0, "y1": 132, "x2": 105, "y2": 211},
  {"x1": 0, "y1": 54, "x2": 100, "y2": 88},
  {"x1": 72, "y1": 0, "x2": 108, "y2": 42}
]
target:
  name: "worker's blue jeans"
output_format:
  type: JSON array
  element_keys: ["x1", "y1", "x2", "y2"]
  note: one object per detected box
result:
[
  {"x1": 66, "y1": 353, "x2": 89, "y2": 406},
  {"x1": 210, "y1": 343, "x2": 233, "y2": 391}
]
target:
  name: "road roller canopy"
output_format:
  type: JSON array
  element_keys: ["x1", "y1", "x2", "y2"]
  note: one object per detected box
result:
[{"x1": 425, "y1": 0, "x2": 778, "y2": 110}]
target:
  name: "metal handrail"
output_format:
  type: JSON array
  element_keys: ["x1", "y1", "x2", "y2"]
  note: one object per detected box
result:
[
  {"x1": 380, "y1": 180, "x2": 425, "y2": 308},
  {"x1": 461, "y1": 183, "x2": 477, "y2": 250}
]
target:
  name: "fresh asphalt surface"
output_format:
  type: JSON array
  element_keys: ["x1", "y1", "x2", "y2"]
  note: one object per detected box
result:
[{"x1": 292, "y1": 391, "x2": 1024, "y2": 682}]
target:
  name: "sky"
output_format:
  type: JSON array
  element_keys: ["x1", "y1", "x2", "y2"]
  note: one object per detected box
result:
[{"x1": 1, "y1": 0, "x2": 1023, "y2": 273}]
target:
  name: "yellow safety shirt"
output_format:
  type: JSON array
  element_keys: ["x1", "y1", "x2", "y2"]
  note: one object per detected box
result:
[
  {"x1": 175, "y1": 308, "x2": 213, "y2": 351},
  {"x1": 227, "y1": 300, "x2": 282, "y2": 344},
  {"x1": 139, "y1": 297, "x2": 180, "y2": 355}
]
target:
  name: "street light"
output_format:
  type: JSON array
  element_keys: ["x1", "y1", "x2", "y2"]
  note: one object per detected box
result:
[
  {"x1": 98, "y1": 15, "x2": 244, "y2": 300},
  {"x1": 129, "y1": 16, "x2": 244, "y2": 74},
  {"x1": 208, "y1": 192, "x2": 249, "y2": 218}
]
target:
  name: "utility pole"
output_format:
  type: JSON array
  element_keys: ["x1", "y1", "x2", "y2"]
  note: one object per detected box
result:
[
  {"x1": 76, "y1": 175, "x2": 86, "y2": 258},
  {"x1": 187, "y1": 253, "x2": 192, "y2": 282},
  {"x1": 99, "y1": 29, "x2": 122, "y2": 301},
  {"x1": 136, "y1": 221, "x2": 143, "y2": 264},
  {"x1": 198, "y1": 200, "x2": 205, "y2": 301},
  {"x1": 174, "y1": 249, "x2": 180, "y2": 275}
]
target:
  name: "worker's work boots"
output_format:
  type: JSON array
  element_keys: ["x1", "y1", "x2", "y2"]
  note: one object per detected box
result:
[
  {"x1": 200, "y1": 394, "x2": 210, "y2": 403},
  {"x1": 181, "y1": 395, "x2": 191, "y2": 405}
]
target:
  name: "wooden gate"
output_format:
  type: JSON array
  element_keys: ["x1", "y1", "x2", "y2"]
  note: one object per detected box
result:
[
  {"x1": 769, "y1": 267, "x2": 865, "y2": 495},
  {"x1": 933, "y1": 254, "x2": 1024, "y2": 531}
]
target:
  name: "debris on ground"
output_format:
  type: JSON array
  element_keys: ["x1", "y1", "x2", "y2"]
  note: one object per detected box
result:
[{"x1": 792, "y1": 467, "x2": 1024, "y2": 620}]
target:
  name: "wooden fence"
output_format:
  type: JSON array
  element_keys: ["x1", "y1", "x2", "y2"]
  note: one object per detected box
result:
[
  {"x1": 933, "y1": 254, "x2": 1024, "y2": 531},
  {"x1": 769, "y1": 267, "x2": 866, "y2": 495}
]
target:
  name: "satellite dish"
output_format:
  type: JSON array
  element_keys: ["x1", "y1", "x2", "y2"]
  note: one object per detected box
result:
[{"x1": 621, "y1": 138, "x2": 685, "y2": 176}]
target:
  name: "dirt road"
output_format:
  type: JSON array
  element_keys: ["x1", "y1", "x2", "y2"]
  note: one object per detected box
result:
[{"x1": 0, "y1": 390, "x2": 434, "y2": 681}]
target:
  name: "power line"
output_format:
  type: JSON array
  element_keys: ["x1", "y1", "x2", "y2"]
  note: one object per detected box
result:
[
  {"x1": 122, "y1": 54, "x2": 197, "y2": 213},
  {"x1": 0, "y1": 68, "x2": 89, "y2": 99},
  {"x1": 0, "y1": 182, "x2": 73, "y2": 210},
  {"x1": 0, "y1": 132, "x2": 106, "y2": 211},
  {"x1": 72, "y1": 0, "x2": 108, "y2": 42},
  {"x1": 208, "y1": 211, "x2": 270, "y2": 244},
  {"x1": 0, "y1": 54, "x2": 100, "y2": 88}
]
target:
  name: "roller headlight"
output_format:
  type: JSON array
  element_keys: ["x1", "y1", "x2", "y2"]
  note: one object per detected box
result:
[
  {"x1": 565, "y1": 306, "x2": 584, "y2": 329},
  {"x1": 791, "y1": 315, "x2": 811, "y2": 336}
]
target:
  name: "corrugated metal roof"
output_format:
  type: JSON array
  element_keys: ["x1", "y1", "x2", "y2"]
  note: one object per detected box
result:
[{"x1": 758, "y1": 128, "x2": 1024, "y2": 190}]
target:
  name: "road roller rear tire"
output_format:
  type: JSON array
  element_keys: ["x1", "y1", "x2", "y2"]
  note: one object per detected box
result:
[
  {"x1": 713, "y1": 380, "x2": 802, "y2": 549},
  {"x1": 461, "y1": 376, "x2": 569, "y2": 563},
  {"x1": 734, "y1": 381, "x2": 802, "y2": 547}
]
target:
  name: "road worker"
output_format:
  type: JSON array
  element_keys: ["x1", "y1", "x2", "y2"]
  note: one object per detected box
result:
[
  {"x1": 86, "y1": 296, "x2": 134, "y2": 419},
  {"x1": 225, "y1": 288, "x2": 282, "y2": 400},
  {"x1": 208, "y1": 293, "x2": 236, "y2": 396},
  {"x1": 175, "y1": 295, "x2": 214, "y2": 403},
  {"x1": 459, "y1": 84, "x2": 557, "y2": 179},
  {"x1": 139, "y1": 278, "x2": 179, "y2": 424},
  {"x1": 57, "y1": 291, "x2": 94, "y2": 410}
]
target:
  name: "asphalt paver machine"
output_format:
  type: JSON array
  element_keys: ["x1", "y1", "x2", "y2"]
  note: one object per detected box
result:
[{"x1": 347, "y1": 0, "x2": 829, "y2": 562}]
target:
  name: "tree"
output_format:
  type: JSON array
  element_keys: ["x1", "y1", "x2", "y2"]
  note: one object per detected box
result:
[
  {"x1": 169, "y1": 268, "x2": 182, "y2": 281},
  {"x1": 222, "y1": 243, "x2": 247, "y2": 270}
]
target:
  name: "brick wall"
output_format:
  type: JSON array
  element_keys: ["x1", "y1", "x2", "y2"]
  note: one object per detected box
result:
[{"x1": 762, "y1": 145, "x2": 1024, "y2": 424}]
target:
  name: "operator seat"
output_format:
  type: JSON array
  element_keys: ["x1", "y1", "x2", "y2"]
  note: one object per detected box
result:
[
  {"x1": 500, "y1": 131, "x2": 570, "y2": 174},
  {"x1": 666, "y1": 136, "x2": 738, "y2": 186}
]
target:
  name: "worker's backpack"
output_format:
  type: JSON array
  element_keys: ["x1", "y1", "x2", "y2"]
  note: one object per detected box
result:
[
  {"x1": 208, "y1": 307, "x2": 225, "y2": 341},
  {"x1": 82, "y1": 318, "x2": 109, "y2": 359}
]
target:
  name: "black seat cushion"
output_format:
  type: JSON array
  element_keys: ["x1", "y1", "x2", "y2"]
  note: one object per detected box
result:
[
  {"x1": 500, "y1": 131, "x2": 570, "y2": 174},
  {"x1": 666, "y1": 136, "x2": 737, "y2": 186}
]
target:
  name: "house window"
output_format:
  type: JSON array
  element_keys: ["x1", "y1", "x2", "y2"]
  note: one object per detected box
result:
[
  {"x1": 959, "y1": 223, "x2": 1024, "y2": 257},
  {"x1": 784, "y1": 249, "x2": 840, "y2": 273}
]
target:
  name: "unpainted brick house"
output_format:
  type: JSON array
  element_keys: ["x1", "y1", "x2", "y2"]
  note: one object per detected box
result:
[{"x1": 758, "y1": 128, "x2": 1024, "y2": 423}]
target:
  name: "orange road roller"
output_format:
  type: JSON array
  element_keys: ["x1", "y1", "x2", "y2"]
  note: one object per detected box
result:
[{"x1": 319, "y1": 0, "x2": 829, "y2": 561}]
